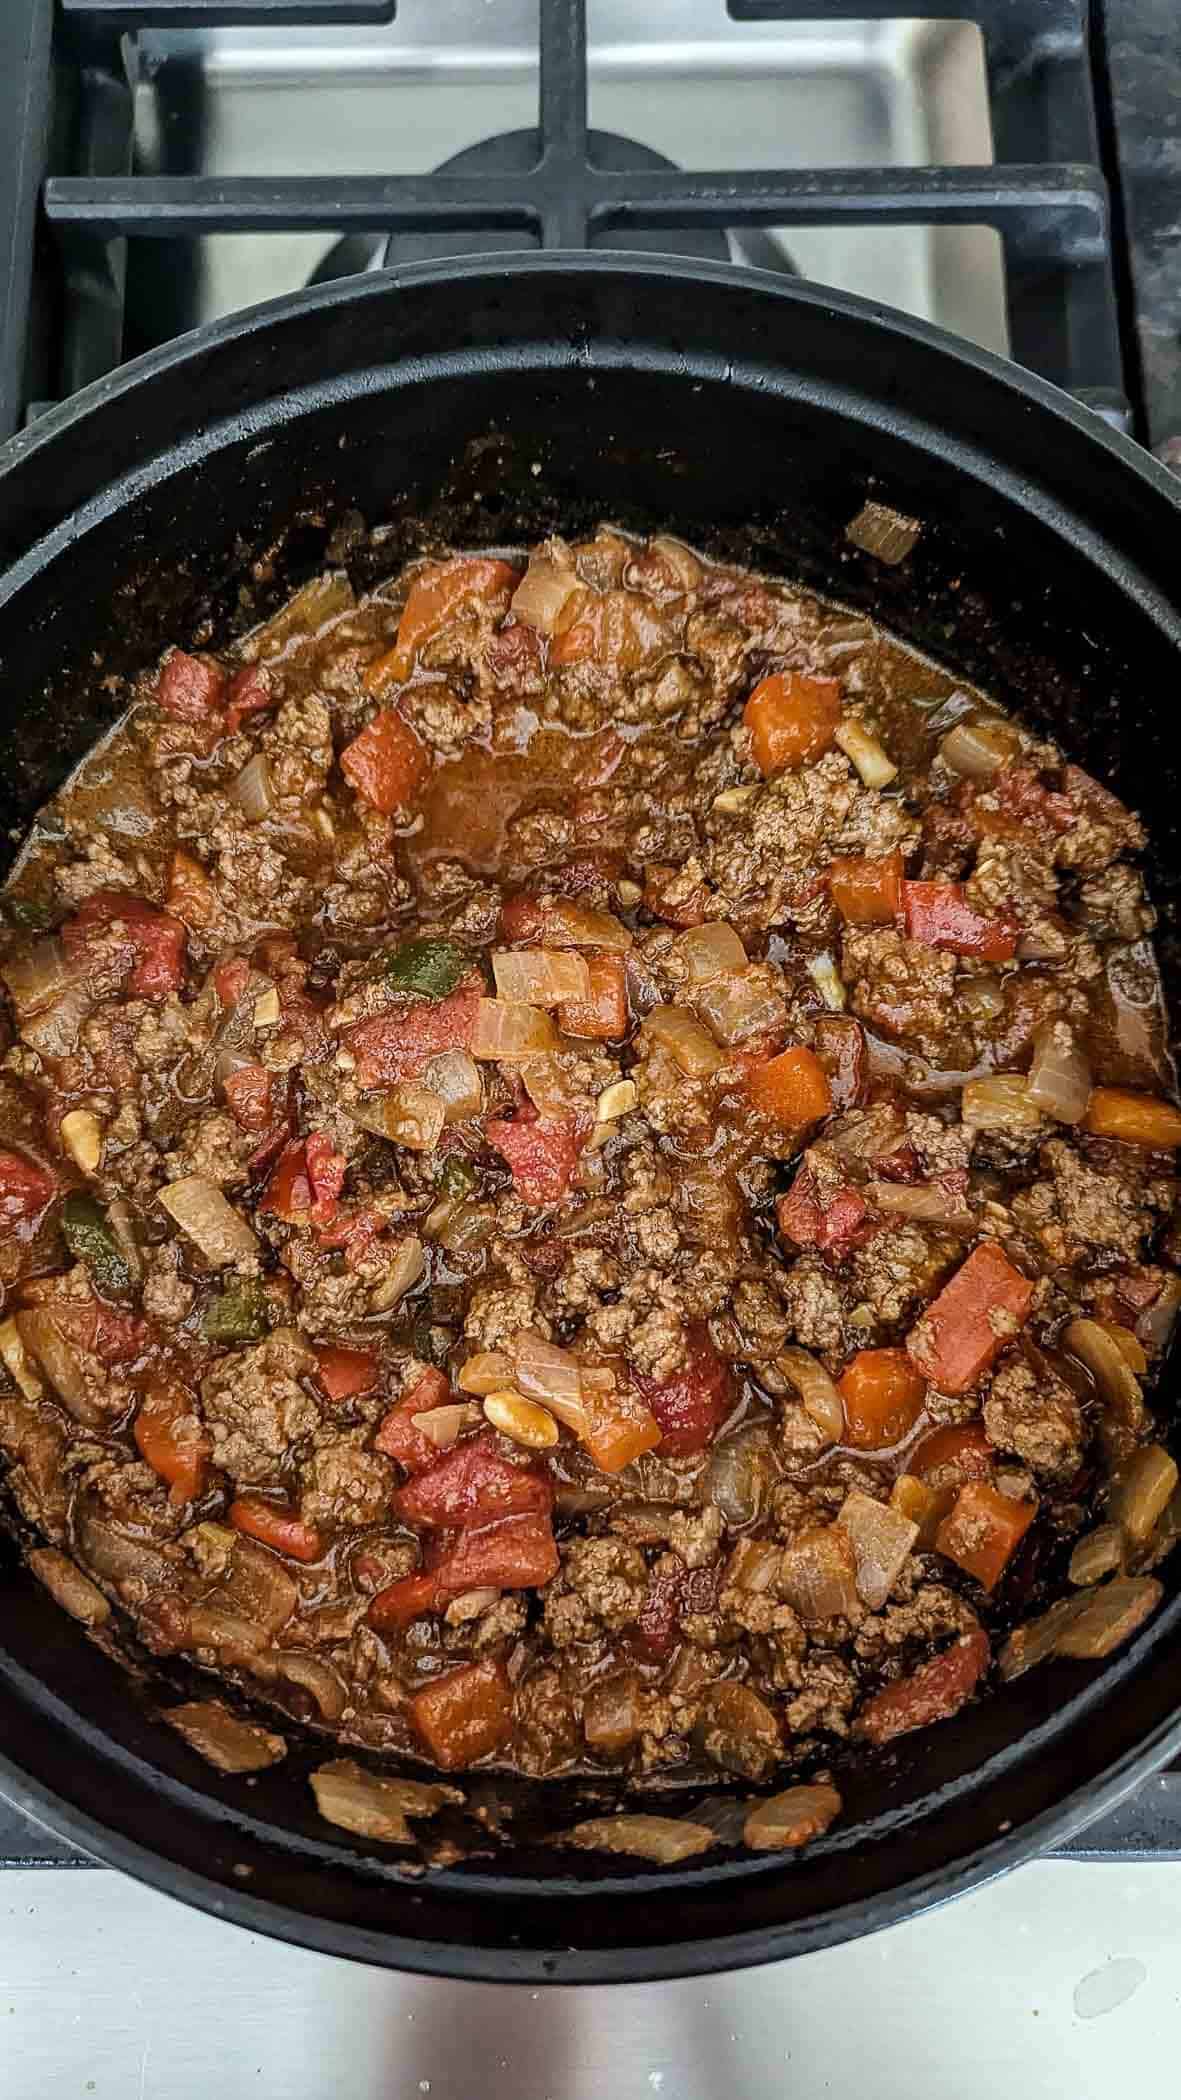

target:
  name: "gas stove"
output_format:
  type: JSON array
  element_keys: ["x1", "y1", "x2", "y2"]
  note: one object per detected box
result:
[{"x1": 3, "y1": 3, "x2": 1181, "y2": 2087}]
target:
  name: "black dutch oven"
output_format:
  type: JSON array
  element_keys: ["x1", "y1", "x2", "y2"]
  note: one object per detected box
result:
[{"x1": 0, "y1": 256, "x2": 1179, "y2": 1984}]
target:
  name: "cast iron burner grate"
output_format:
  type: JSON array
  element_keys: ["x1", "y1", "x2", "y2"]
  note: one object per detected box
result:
[{"x1": 0, "y1": 0, "x2": 1151, "y2": 442}]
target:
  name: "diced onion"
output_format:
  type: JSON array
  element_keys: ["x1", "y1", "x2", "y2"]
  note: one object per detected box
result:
[
  {"x1": 866, "y1": 1180, "x2": 974, "y2": 1229},
  {"x1": 695, "y1": 968, "x2": 785, "y2": 1048},
  {"x1": 254, "y1": 1648, "x2": 346, "y2": 1721},
  {"x1": 644, "y1": 1004, "x2": 724, "y2": 1078},
  {"x1": 492, "y1": 948, "x2": 590, "y2": 1007},
  {"x1": 310, "y1": 1757, "x2": 460, "y2": 1842},
  {"x1": 1107, "y1": 1443, "x2": 1178, "y2": 1545},
  {"x1": 0, "y1": 1316, "x2": 43, "y2": 1400},
  {"x1": 744, "y1": 1783, "x2": 841, "y2": 1852},
  {"x1": 231, "y1": 752, "x2": 278, "y2": 823},
  {"x1": 561, "y1": 1815, "x2": 716, "y2": 1864},
  {"x1": 595, "y1": 1079, "x2": 637, "y2": 1123},
  {"x1": 2, "y1": 936, "x2": 72, "y2": 1016},
  {"x1": 14, "y1": 1311, "x2": 97, "y2": 1425},
  {"x1": 999, "y1": 1596, "x2": 1088, "y2": 1680},
  {"x1": 837, "y1": 1489, "x2": 917, "y2": 1609},
  {"x1": 457, "y1": 1351, "x2": 514, "y2": 1395},
  {"x1": 422, "y1": 1049, "x2": 482, "y2": 1124},
  {"x1": 961, "y1": 1075, "x2": 1044, "y2": 1136},
  {"x1": 1052, "y1": 1576, "x2": 1163, "y2": 1660},
  {"x1": 370, "y1": 1234, "x2": 425, "y2": 1311},
  {"x1": 158, "y1": 1175, "x2": 259, "y2": 1266},
  {"x1": 436, "y1": 1201, "x2": 495, "y2": 1256},
  {"x1": 59, "y1": 1109, "x2": 104, "y2": 1175},
  {"x1": 471, "y1": 998, "x2": 557, "y2": 1061},
  {"x1": 411, "y1": 1404, "x2": 469, "y2": 1450},
  {"x1": 647, "y1": 536, "x2": 703, "y2": 592},
  {"x1": 1026, "y1": 1019, "x2": 1092, "y2": 1125},
  {"x1": 846, "y1": 501, "x2": 921, "y2": 565},
  {"x1": 807, "y1": 950, "x2": 847, "y2": 1011},
  {"x1": 1068, "y1": 1524, "x2": 1124, "y2": 1586},
  {"x1": 512, "y1": 1330, "x2": 587, "y2": 1433},
  {"x1": 509, "y1": 555, "x2": 583, "y2": 636},
  {"x1": 164, "y1": 1699, "x2": 285, "y2": 1774},
  {"x1": 778, "y1": 1525, "x2": 860, "y2": 1624},
  {"x1": 724, "y1": 1535, "x2": 782, "y2": 1592},
  {"x1": 23, "y1": 982, "x2": 91, "y2": 1058},
  {"x1": 704, "y1": 1426, "x2": 777, "y2": 1526},
  {"x1": 1138, "y1": 1276, "x2": 1181, "y2": 1354},
  {"x1": 243, "y1": 572, "x2": 355, "y2": 663},
  {"x1": 1063, "y1": 1318, "x2": 1143, "y2": 1421},
  {"x1": 520, "y1": 1054, "x2": 584, "y2": 1120},
  {"x1": 940, "y1": 719, "x2": 1021, "y2": 779},
  {"x1": 961, "y1": 975, "x2": 1005, "y2": 1022},
  {"x1": 27, "y1": 1547, "x2": 111, "y2": 1629},
  {"x1": 383, "y1": 1085, "x2": 445, "y2": 1153},
  {"x1": 677, "y1": 921, "x2": 747, "y2": 985},
  {"x1": 544, "y1": 900, "x2": 632, "y2": 952},
  {"x1": 583, "y1": 1671, "x2": 642, "y2": 1756},
  {"x1": 777, "y1": 1346, "x2": 845, "y2": 1444},
  {"x1": 835, "y1": 718, "x2": 898, "y2": 788}
]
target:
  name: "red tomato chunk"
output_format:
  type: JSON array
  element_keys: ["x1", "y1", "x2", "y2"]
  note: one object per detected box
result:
[
  {"x1": 907, "y1": 1243, "x2": 1035, "y2": 1395},
  {"x1": 636, "y1": 1326, "x2": 733, "y2": 1456},
  {"x1": 64, "y1": 890, "x2": 187, "y2": 1000},
  {"x1": 344, "y1": 971, "x2": 482, "y2": 1088},
  {"x1": 0, "y1": 1150, "x2": 56, "y2": 1229},
  {"x1": 486, "y1": 1114, "x2": 582, "y2": 1205},
  {"x1": 392, "y1": 1433, "x2": 553, "y2": 1529},
  {"x1": 856, "y1": 1628, "x2": 991, "y2": 1745},
  {"x1": 902, "y1": 881, "x2": 1018, "y2": 963}
]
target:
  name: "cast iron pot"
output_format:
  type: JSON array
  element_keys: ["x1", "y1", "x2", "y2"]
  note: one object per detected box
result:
[{"x1": 0, "y1": 255, "x2": 1179, "y2": 1985}]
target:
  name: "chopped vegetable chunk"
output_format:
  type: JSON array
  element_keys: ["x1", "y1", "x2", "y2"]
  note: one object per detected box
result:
[{"x1": 907, "y1": 1243, "x2": 1034, "y2": 1394}]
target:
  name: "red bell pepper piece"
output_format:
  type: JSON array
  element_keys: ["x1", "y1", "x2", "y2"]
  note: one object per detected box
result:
[
  {"x1": 46, "y1": 1288, "x2": 147, "y2": 1367},
  {"x1": 408, "y1": 1657, "x2": 514, "y2": 1771},
  {"x1": 155, "y1": 650, "x2": 226, "y2": 723},
  {"x1": 907, "y1": 1242, "x2": 1035, "y2": 1394},
  {"x1": 0, "y1": 1150, "x2": 56, "y2": 1230},
  {"x1": 213, "y1": 956, "x2": 252, "y2": 1008},
  {"x1": 485, "y1": 1114, "x2": 582, "y2": 1206},
  {"x1": 340, "y1": 708, "x2": 430, "y2": 815},
  {"x1": 936, "y1": 1481, "x2": 1036, "y2": 1591},
  {"x1": 557, "y1": 953, "x2": 629, "y2": 1041},
  {"x1": 367, "y1": 1569, "x2": 441, "y2": 1630},
  {"x1": 855, "y1": 1627, "x2": 991, "y2": 1745},
  {"x1": 314, "y1": 1342, "x2": 379, "y2": 1404},
  {"x1": 902, "y1": 881, "x2": 1018, "y2": 962},
  {"x1": 635, "y1": 1324, "x2": 733, "y2": 1457},
  {"x1": 392, "y1": 1431, "x2": 552, "y2": 1529},
  {"x1": 134, "y1": 1383, "x2": 211, "y2": 1505},
  {"x1": 344, "y1": 971, "x2": 483, "y2": 1088},
  {"x1": 259, "y1": 1140, "x2": 312, "y2": 1225},
  {"x1": 229, "y1": 1495, "x2": 324, "y2": 1563}
]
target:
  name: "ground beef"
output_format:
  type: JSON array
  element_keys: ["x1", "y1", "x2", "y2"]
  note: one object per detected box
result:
[
  {"x1": 843, "y1": 927, "x2": 974, "y2": 1066},
  {"x1": 983, "y1": 1352, "x2": 1085, "y2": 1481},
  {"x1": 1013, "y1": 1137, "x2": 1174, "y2": 1266},
  {"x1": 201, "y1": 1332, "x2": 323, "y2": 1487},
  {"x1": 301, "y1": 1435, "x2": 395, "y2": 1529}
]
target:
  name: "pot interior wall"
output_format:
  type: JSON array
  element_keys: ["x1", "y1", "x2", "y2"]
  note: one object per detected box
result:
[{"x1": 0, "y1": 262, "x2": 1179, "y2": 1977}]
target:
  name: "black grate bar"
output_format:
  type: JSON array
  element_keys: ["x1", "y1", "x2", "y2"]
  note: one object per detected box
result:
[
  {"x1": 43, "y1": 165, "x2": 1109, "y2": 268},
  {"x1": 60, "y1": 2, "x2": 396, "y2": 23},
  {"x1": 0, "y1": 0, "x2": 53, "y2": 442},
  {"x1": 536, "y1": 0, "x2": 588, "y2": 248}
]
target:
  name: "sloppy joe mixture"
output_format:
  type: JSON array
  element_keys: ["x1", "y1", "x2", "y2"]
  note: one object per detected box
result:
[{"x1": 1, "y1": 525, "x2": 1178, "y2": 1854}]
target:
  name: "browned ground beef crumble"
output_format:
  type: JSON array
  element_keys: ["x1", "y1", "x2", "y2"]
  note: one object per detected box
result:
[{"x1": 0, "y1": 525, "x2": 1178, "y2": 1845}]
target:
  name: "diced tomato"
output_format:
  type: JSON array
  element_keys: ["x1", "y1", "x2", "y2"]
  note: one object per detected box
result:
[
  {"x1": 0, "y1": 1149, "x2": 56, "y2": 1230},
  {"x1": 936, "y1": 1480, "x2": 1036, "y2": 1591},
  {"x1": 214, "y1": 956, "x2": 252, "y2": 1008},
  {"x1": 393, "y1": 1432, "x2": 553, "y2": 1529},
  {"x1": 222, "y1": 1062, "x2": 273, "y2": 1136},
  {"x1": 367, "y1": 1570, "x2": 440, "y2": 1630},
  {"x1": 304, "y1": 1132, "x2": 346, "y2": 1227},
  {"x1": 344, "y1": 970, "x2": 483, "y2": 1088},
  {"x1": 829, "y1": 851, "x2": 904, "y2": 927},
  {"x1": 134, "y1": 1384, "x2": 211, "y2": 1505},
  {"x1": 155, "y1": 649, "x2": 226, "y2": 723},
  {"x1": 315, "y1": 1203, "x2": 387, "y2": 1270},
  {"x1": 902, "y1": 880, "x2": 1018, "y2": 963},
  {"x1": 747, "y1": 1046, "x2": 833, "y2": 1133},
  {"x1": 838, "y1": 1348, "x2": 926, "y2": 1450},
  {"x1": 229, "y1": 1495, "x2": 324, "y2": 1564},
  {"x1": 777, "y1": 1174, "x2": 876, "y2": 1258},
  {"x1": 375, "y1": 1367, "x2": 451, "y2": 1472},
  {"x1": 812, "y1": 1016, "x2": 868, "y2": 1113},
  {"x1": 166, "y1": 848, "x2": 217, "y2": 931},
  {"x1": 558, "y1": 953, "x2": 629, "y2": 1041},
  {"x1": 910, "y1": 1421, "x2": 996, "y2": 1490},
  {"x1": 430, "y1": 1510, "x2": 559, "y2": 1597},
  {"x1": 635, "y1": 1325, "x2": 733, "y2": 1457},
  {"x1": 259, "y1": 1140, "x2": 313, "y2": 1225},
  {"x1": 46, "y1": 1289, "x2": 147, "y2": 1367},
  {"x1": 485, "y1": 1114, "x2": 582, "y2": 1206},
  {"x1": 225, "y1": 663, "x2": 274, "y2": 736},
  {"x1": 744, "y1": 672, "x2": 842, "y2": 775},
  {"x1": 315, "y1": 1342, "x2": 379, "y2": 1404},
  {"x1": 484, "y1": 620, "x2": 544, "y2": 690},
  {"x1": 855, "y1": 1627, "x2": 991, "y2": 1746},
  {"x1": 989, "y1": 765, "x2": 1074, "y2": 836},
  {"x1": 408, "y1": 1657, "x2": 514, "y2": 1771},
  {"x1": 578, "y1": 1381, "x2": 663, "y2": 1475},
  {"x1": 499, "y1": 892, "x2": 547, "y2": 943},
  {"x1": 63, "y1": 890, "x2": 187, "y2": 1000},
  {"x1": 907, "y1": 1242, "x2": 1035, "y2": 1394},
  {"x1": 340, "y1": 708, "x2": 431, "y2": 816}
]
